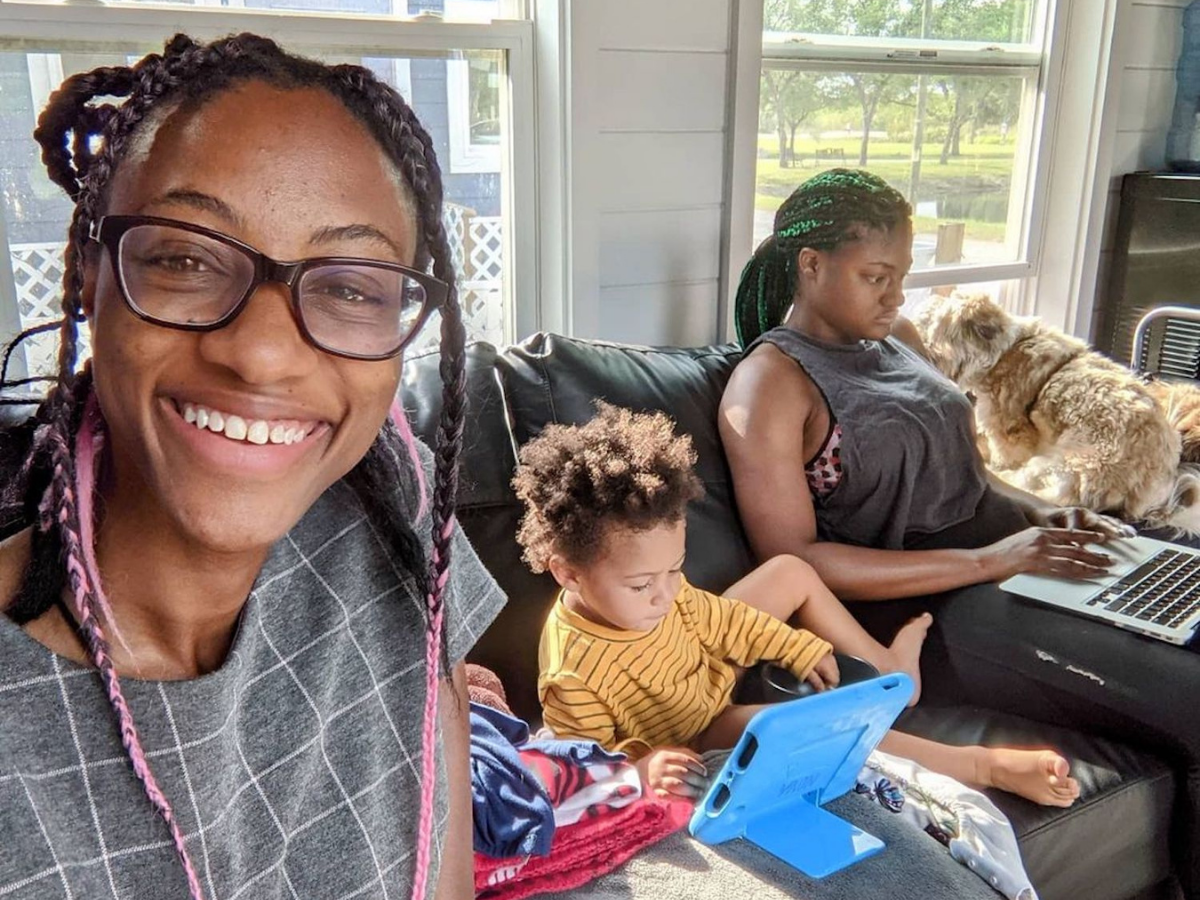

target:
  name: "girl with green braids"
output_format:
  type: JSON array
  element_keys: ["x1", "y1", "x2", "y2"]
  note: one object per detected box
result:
[{"x1": 719, "y1": 168, "x2": 1128, "y2": 602}]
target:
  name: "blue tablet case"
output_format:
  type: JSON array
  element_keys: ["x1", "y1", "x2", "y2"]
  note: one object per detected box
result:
[{"x1": 687, "y1": 673, "x2": 913, "y2": 878}]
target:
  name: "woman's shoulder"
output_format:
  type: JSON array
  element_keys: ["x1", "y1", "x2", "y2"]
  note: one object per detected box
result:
[
  {"x1": 728, "y1": 340, "x2": 814, "y2": 393},
  {"x1": 722, "y1": 341, "x2": 819, "y2": 431}
]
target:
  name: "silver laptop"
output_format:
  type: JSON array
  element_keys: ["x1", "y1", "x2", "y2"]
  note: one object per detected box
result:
[{"x1": 1001, "y1": 535, "x2": 1200, "y2": 645}]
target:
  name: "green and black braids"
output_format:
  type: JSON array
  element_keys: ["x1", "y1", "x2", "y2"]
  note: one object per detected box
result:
[
  {"x1": 734, "y1": 168, "x2": 911, "y2": 345},
  {"x1": 0, "y1": 33, "x2": 466, "y2": 900}
]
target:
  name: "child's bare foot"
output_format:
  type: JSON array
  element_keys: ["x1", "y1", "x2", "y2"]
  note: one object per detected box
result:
[
  {"x1": 885, "y1": 612, "x2": 932, "y2": 706},
  {"x1": 973, "y1": 747, "x2": 1080, "y2": 807}
]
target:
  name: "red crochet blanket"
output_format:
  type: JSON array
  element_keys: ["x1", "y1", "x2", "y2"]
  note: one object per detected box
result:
[{"x1": 474, "y1": 794, "x2": 691, "y2": 899}]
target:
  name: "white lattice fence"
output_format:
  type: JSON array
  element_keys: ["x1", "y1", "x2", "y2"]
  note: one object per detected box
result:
[
  {"x1": 11, "y1": 243, "x2": 64, "y2": 322},
  {"x1": 7, "y1": 242, "x2": 90, "y2": 378},
  {"x1": 410, "y1": 212, "x2": 505, "y2": 352},
  {"x1": 467, "y1": 217, "x2": 503, "y2": 282},
  {"x1": 454, "y1": 213, "x2": 504, "y2": 348},
  {"x1": 441, "y1": 203, "x2": 469, "y2": 279}
]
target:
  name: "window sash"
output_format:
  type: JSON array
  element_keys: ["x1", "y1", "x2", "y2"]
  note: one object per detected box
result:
[
  {"x1": 762, "y1": 36, "x2": 1043, "y2": 73},
  {"x1": 0, "y1": 3, "x2": 531, "y2": 53},
  {"x1": 760, "y1": 54, "x2": 1039, "y2": 77},
  {"x1": 0, "y1": 0, "x2": 540, "y2": 341},
  {"x1": 447, "y1": 55, "x2": 503, "y2": 174},
  {"x1": 752, "y1": 4, "x2": 1055, "y2": 287},
  {"x1": 761, "y1": 0, "x2": 1052, "y2": 63},
  {"x1": 722, "y1": 0, "x2": 1099, "y2": 340}
]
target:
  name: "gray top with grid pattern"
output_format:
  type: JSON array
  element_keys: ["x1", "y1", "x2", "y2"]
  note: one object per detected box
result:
[{"x1": 0, "y1": 442, "x2": 506, "y2": 900}]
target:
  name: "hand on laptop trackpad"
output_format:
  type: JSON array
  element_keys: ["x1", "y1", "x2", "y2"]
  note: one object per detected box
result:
[
  {"x1": 1099, "y1": 534, "x2": 1141, "y2": 551},
  {"x1": 1094, "y1": 536, "x2": 1147, "y2": 572},
  {"x1": 1004, "y1": 535, "x2": 1200, "y2": 645}
]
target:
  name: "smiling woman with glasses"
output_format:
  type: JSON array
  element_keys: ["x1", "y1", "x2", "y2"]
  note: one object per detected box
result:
[{"x1": 0, "y1": 33, "x2": 504, "y2": 900}]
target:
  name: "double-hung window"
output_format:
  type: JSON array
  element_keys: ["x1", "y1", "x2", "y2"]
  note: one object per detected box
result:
[
  {"x1": 747, "y1": 0, "x2": 1057, "y2": 314},
  {"x1": 0, "y1": 0, "x2": 535, "y2": 381}
]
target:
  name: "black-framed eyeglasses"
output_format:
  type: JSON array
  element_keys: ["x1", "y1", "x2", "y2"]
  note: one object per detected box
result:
[{"x1": 90, "y1": 215, "x2": 448, "y2": 361}]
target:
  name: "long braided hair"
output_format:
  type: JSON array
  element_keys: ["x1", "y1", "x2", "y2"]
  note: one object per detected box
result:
[
  {"x1": 734, "y1": 168, "x2": 911, "y2": 345},
  {"x1": 0, "y1": 33, "x2": 467, "y2": 900}
]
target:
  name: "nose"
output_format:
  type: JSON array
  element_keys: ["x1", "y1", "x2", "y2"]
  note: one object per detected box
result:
[
  {"x1": 198, "y1": 282, "x2": 321, "y2": 384},
  {"x1": 884, "y1": 280, "x2": 906, "y2": 309},
  {"x1": 653, "y1": 582, "x2": 674, "y2": 609}
]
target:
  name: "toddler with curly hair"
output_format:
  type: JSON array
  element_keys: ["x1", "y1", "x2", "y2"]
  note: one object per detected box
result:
[{"x1": 513, "y1": 403, "x2": 1080, "y2": 808}]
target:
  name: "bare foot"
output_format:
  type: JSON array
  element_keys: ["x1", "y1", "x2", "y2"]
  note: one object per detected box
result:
[
  {"x1": 974, "y1": 747, "x2": 1080, "y2": 807},
  {"x1": 885, "y1": 612, "x2": 932, "y2": 706}
]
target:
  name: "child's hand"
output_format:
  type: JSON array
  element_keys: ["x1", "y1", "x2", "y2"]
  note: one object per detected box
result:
[
  {"x1": 635, "y1": 747, "x2": 708, "y2": 800},
  {"x1": 805, "y1": 651, "x2": 840, "y2": 692}
]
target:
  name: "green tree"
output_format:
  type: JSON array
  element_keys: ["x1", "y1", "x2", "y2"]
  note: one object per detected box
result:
[
  {"x1": 931, "y1": 76, "x2": 1020, "y2": 163},
  {"x1": 934, "y1": 78, "x2": 969, "y2": 163},
  {"x1": 764, "y1": 0, "x2": 920, "y2": 164},
  {"x1": 849, "y1": 74, "x2": 905, "y2": 165},
  {"x1": 928, "y1": 0, "x2": 1032, "y2": 42},
  {"x1": 761, "y1": 70, "x2": 835, "y2": 167},
  {"x1": 920, "y1": 0, "x2": 1027, "y2": 162},
  {"x1": 763, "y1": 0, "x2": 1031, "y2": 166}
]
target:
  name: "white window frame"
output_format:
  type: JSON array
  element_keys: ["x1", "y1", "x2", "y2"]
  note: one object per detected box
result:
[
  {"x1": 25, "y1": 53, "x2": 64, "y2": 114},
  {"x1": 0, "y1": 0, "x2": 546, "y2": 341},
  {"x1": 390, "y1": 57, "x2": 413, "y2": 106},
  {"x1": 443, "y1": 0, "x2": 504, "y2": 175},
  {"x1": 722, "y1": 0, "x2": 1124, "y2": 339},
  {"x1": 446, "y1": 55, "x2": 502, "y2": 173}
]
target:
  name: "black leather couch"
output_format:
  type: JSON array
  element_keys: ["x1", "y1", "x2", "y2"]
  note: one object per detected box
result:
[{"x1": 403, "y1": 333, "x2": 1184, "y2": 900}]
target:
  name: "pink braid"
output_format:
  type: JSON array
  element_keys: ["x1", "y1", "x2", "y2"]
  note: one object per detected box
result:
[
  {"x1": 408, "y1": 513, "x2": 455, "y2": 900},
  {"x1": 391, "y1": 399, "x2": 428, "y2": 524},
  {"x1": 57, "y1": 401, "x2": 206, "y2": 900},
  {"x1": 72, "y1": 393, "x2": 132, "y2": 656}
]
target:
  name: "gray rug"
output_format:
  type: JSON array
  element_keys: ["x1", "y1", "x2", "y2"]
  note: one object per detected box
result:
[{"x1": 538, "y1": 792, "x2": 998, "y2": 900}]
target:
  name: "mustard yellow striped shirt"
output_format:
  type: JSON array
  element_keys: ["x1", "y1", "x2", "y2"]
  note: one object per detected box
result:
[{"x1": 537, "y1": 576, "x2": 832, "y2": 759}]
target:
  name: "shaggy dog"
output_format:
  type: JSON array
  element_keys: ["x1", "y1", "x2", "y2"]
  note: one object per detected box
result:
[
  {"x1": 912, "y1": 292, "x2": 1200, "y2": 532},
  {"x1": 1144, "y1": 378, "x2": 1200, "y2": 465}
]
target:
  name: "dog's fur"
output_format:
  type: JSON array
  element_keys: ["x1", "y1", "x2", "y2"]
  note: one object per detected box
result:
[
  {"x1": 912, "y1": 291, "x2": 1200, "y2": 532},
  {"x1": 1144, "y1": 378, "x2": 1200, "y2": 465}
]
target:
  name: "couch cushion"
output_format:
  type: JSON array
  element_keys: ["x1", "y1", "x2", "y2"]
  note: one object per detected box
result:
[
  {"x1": 898, "y1": 706, "x2": 1176, "y2": 900},
  {"x1": 401, "y1": 341, "x2": 517, "y2": 509},
  {"x1": 864, "y1": 582, "x2": 1200, "y2": 899}
]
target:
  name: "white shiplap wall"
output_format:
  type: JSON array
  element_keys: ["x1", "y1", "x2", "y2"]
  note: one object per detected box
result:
[
  {"x1": 568, "y1": 0, "x2": 731, "y2": 346},
  {"x1": 1091, "y1": 0, "x2": 1187, "y2": 333},
  {"x1": 565, "y1": 0, "x2": 1171, "y2": 347}
]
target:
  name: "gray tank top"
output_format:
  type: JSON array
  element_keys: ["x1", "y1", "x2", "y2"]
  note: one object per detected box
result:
[{"x1": 748, "y1": 326, "x2": 988, "y2": 549}]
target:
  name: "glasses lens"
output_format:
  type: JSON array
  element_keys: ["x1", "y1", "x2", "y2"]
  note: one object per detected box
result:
[
  {"x1": 298, "y1": 264, "x2": 427, "y2": 358},
  {"x1": 118, "y1": 224, "x2": 254, "y2": 326}
]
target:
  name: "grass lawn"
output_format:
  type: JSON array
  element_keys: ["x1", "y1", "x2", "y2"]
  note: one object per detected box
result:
[
  {"x1": 751, "y1": 196, "x2": 1009, "y2": 243},
  {"x1": 758, "y1": 135, "x2": 1013, "y2": 191},
  {"x1": 754, "y1": 135, "x2": 1015, "y2": 244}
]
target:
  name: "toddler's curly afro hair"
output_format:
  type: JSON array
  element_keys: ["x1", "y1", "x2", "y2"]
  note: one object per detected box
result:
[{"x1": 512, "y1": 402, "x2": 703, "y2": 572}]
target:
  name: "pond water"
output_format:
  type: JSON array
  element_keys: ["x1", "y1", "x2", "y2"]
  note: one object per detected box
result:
[{"x1": 915, "y1": 189, "x2": 1009, "y2": 224}]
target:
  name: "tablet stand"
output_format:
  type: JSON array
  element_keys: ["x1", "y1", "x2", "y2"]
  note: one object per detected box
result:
[{"x1": 688, "y1": 673, "x2": 913, "y2": 878}]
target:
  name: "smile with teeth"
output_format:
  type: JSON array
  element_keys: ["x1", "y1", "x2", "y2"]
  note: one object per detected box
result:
[{"x1": 179, "y1": 402, "x2": 316, "y2": 446}]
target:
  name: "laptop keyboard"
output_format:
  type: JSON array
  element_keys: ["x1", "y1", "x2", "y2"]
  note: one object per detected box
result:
[{"x1": 1088, "y1": 549, "x2": 1200, "y2": 629}]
